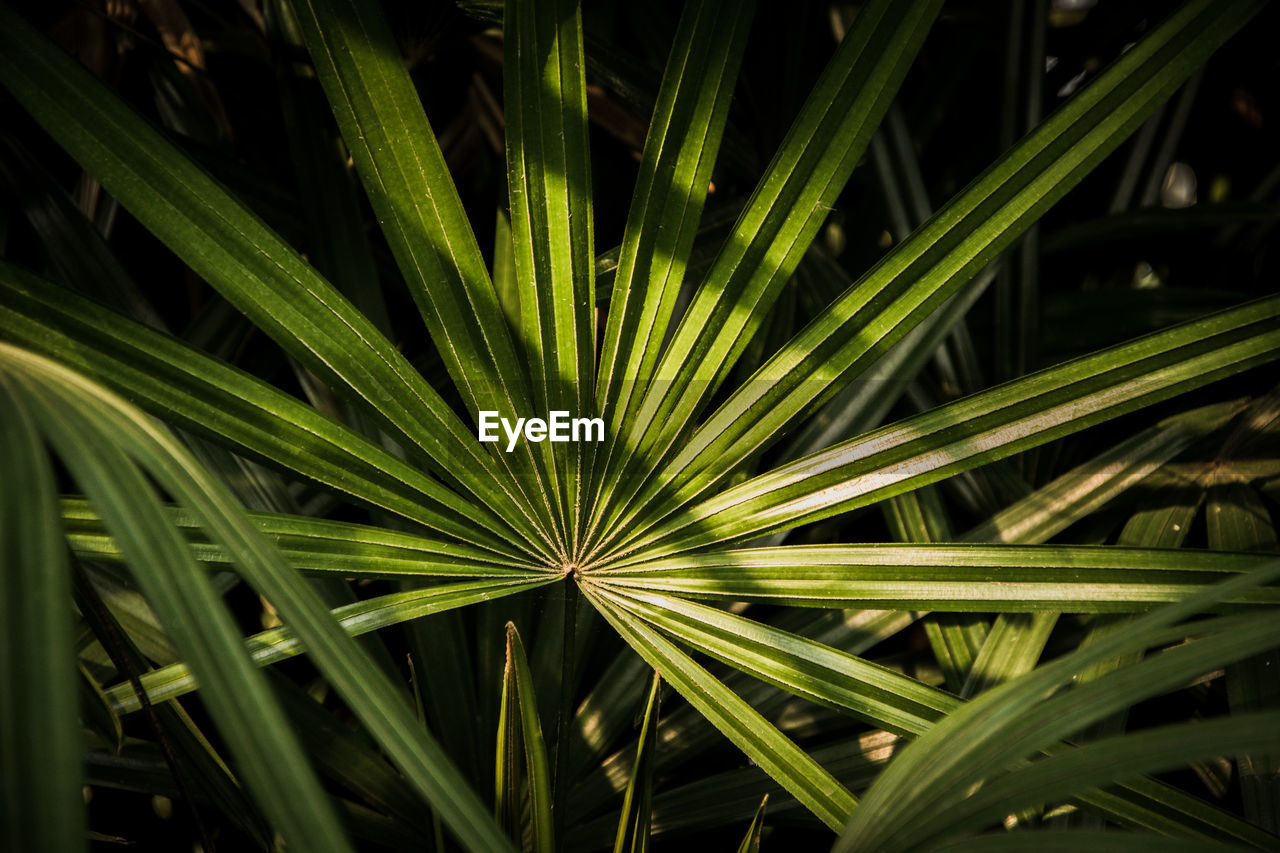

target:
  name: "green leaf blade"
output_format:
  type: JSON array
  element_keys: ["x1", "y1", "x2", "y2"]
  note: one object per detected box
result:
[
  {"x1": 583, "y1": 582, "x2": 859, "y2": 830},
  {"x1": 595, "y1": 544, "x2": 1279, "y2": 612},
  {"x1": 0, "y1": 5, "x2": 550, "y2": 558},
  {"x1": 495, "y1": 623, "x2": 555, "y2": 853},
  {"x1": 290, "y1": 0, "x2": 532, "y2": 419},
  {"x1": 504, "y1": 0, "x2": 596, "y2": 420},
  {"x1": 104, "y1": 577, "x2": 554, "y2": 715},
  {"x1": 608, "y1": 0, "x2": 1268, "y2": 550},
  {"x1": 4, "y1": 353, "x2": 355, "y2": 853},
  {"x1": 4, "y1": 344, "x2": 517, "y2": 853},
  {"x1": 612, "y1": 671, "x2": 661, "y2": 853},
  {"x1": 624, "y1": 295, "x2": 1280, "y2": 556},
  {"x1": 0, "y1": 263, "x2": 529, "y2": 556},
  {"x1": 735, "y1": 795, "x2": 768, "y2": 853},
  {"x1": 591, "y1": 0, "x2": 755, "y2": 515},
  {"x1": 588, "y1": 0, "x2": 945, "y2": 553},
  {"x1": 62, "y1": 498, "x2": 545, "y2": 580},
  {"x1": 0, "y1": 377, "x2": 84, "y2": 853}
]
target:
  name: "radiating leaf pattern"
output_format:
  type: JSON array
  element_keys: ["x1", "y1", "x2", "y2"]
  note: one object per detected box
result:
[{"x1": 1, "y1": 0, "x2": 1278, "y2": 849}]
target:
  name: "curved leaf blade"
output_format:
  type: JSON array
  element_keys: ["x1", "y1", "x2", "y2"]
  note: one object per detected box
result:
[
  {"x1": 2, "y1": 344, "x2": 516, "y2": 853},
  {"x1": 0, "y1": 378, "x2": 84, "y2": 852},
  {"x1": 4, "y1": 355, "x2": 354, "y2": 853}
]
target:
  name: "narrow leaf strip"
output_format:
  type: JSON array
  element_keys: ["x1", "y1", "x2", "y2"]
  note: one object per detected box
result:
[
  {"x1": 594, "y1": 545, "x2": 1278, "y2": 612},
  {"x1": 62, "y1": 499, "x2": 546, "y2": 579},
  {"x1": 495, "y1": 623, "x2": 555, "y2": 853},
  {"x1": 0, "y1": 379, "x2": 84, "y2": 852},
  {"x1": 105, "y1": 577, "x2": 554, "y2": 715}
]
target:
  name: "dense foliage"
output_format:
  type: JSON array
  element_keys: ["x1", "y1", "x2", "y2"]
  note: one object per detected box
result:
[{"x1": 1, "y1": 0, "x2": 1279, "y2": 850}]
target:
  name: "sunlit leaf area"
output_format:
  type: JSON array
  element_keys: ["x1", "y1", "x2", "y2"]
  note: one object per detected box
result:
[{"x1": 2, "y1": 0, "x2": 1279, "y2": 849}]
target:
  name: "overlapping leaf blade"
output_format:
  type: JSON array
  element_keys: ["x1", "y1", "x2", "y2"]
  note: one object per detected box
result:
[
  {"x1": 612, "y1": 671, "x2": 661, "y2": 853},
  {"x1": 928, "y1": 712, "x2": 1280, "y2": 845},
  {"x1": 502, "y1": 0, "x2": 594, "y2": 416},
  {"x1": 836, "y1": 558, "x2": 1280, "y2": 852},
  {"x1": 602, "y1": 0, "x2": 1269, "y2": 554},
  {"x1": 587, "y1": 0, "x2": 946, "y2": 555},
  {"x1": 3, "y1": 352, "x2": 353, "y2": 853},
  {"x1": 590, "y1": 0, "x2": 755, "y2": 519},
  {"x1": 291, "y1": 0, "x2": 572, "y2": 557},
  {"x1": 61, "y1": 498, "x2": 543, "y2": 579},
  {"x1": 495, "y1": 623, "x2": 554, "y2": 852},
  {"x1": 0, "y1": 378, "x2": 84, "y2": 852},
  {"x1": 291, "y1": 0, "x2": 530, "y2": 415},
  {"x1": 0, "y1": 263, "x2": 529, "y2": 556},
  {"x1": 103, "y1": 577, "x2": 554, "y2": 715},
  {"x1": 594, "y1": 582, "x2": 1277, "y2": 844},
  {"x1": 0, "y1": 4, "x2": 549, "y2": 557},
  {"x1": 616, "y1": 294, "x2": 1280, "y2": 557},
  {"x1": 583, "y1": 581, "x2": 858, "y2": 831},
  {"x1": 1, "y1": 0, "x2": 1276, "y2": 847},
  {"x1": 1, "y1": 345, "x2": 515, "y2": 852},
  {"x1": 502, "y1": 0, "x2": 597, "y2": 553}
]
